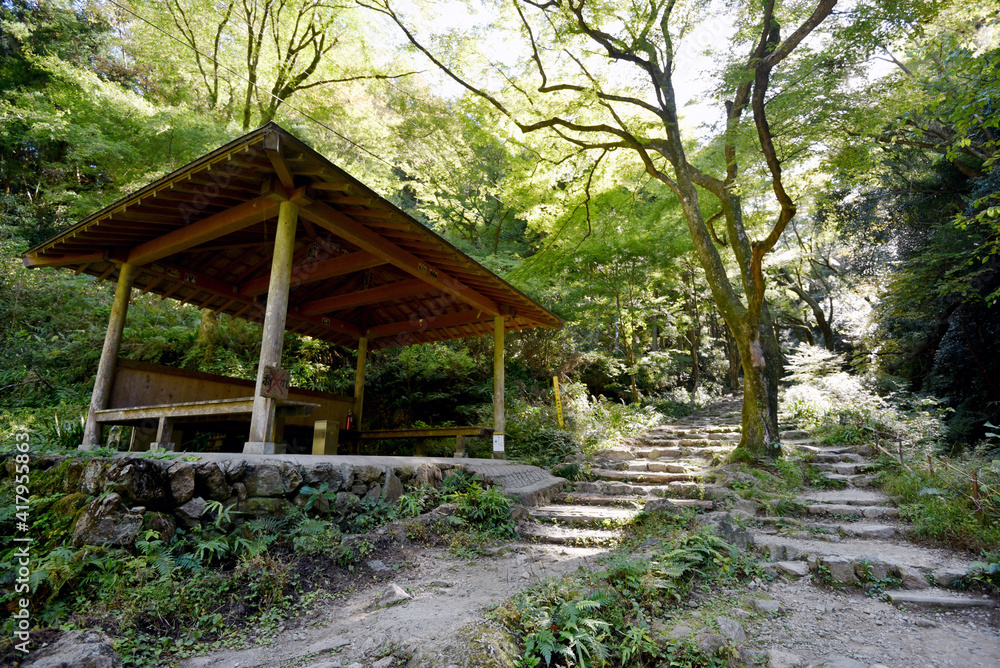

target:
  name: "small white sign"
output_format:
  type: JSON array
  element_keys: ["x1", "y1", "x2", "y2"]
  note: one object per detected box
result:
[{"x1": 493, "y1": 433, "x2": 505, "y2": 452}]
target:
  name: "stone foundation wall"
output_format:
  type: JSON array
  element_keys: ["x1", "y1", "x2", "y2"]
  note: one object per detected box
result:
[{"x1": 1, "y1": 454, "x2": 462, "y2": 549}]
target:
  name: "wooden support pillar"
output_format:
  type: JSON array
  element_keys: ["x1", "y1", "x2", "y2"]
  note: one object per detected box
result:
[
  {"x1": 353, "y1": 336, "x2": 368, "y2": 426},
  {"x1": 150, "y1": 417, "x2": 175, "y2": 451},
  {"x1": 245, "y1": 200, "x2": 298, "y2": 454},
  {"x1": 493, "y1": 315, "x2": 505, "y2": 459},
  {"x1": 82, "y1": 263, "x2": 138, "y2": 449}
]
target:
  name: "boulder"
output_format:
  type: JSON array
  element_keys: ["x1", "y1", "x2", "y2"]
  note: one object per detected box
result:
[
  {"x1": 175, "y1": 497, "x2": 207, "y2": 528},
  {"x1": 104, "y1": 459, "x2": 170, "y2": 506},
  {"x1": 72, "y1": 493, "x2": 143, "y2": 548},
  {"x1": 694, "y1": 630, "x2": 727, "y2": 655},
  {"x1": 243, "y1": 463, "x2": 285, "y2": 497},
  {"x1": 368, "y1": 583, "x2": 412, "y2": 610},
  {"x1": 355, "y1": 465, "x2": 382, "y2": 484},
  {"x1": 335, "y1": 492, "x2": 360, "y2": 509},
  {"x1": 643, "y1": 498, "x2": 681, "y2": 514},
  {"x1": 195, "y1": 462, "x2": 231, "y2": 501},
  {"x1": 382, "y1": 468, "x2": 403, "y2": 502},
  {"x1": 414, "y1": 464, "x2": 443, "y2": 488},
  {"x1": 142, "y1": 512, "x2": 176, "y2": 542},
  {"x1": 80, "y1": 459, "x2": 111, "y2": 495},
  {"x1": 897, "y1": 565, "x2": 930, "y2": 590},
  {"x1": 716, "y1": 616, "x2": 745, "y2": 644},
  {"x1": 712, "y1": 520, "x2": 753, "y2": 550},
  {"x1": 230, "y1": 481, "x2": 248, "y2": 501},
  {"x1": 167, "y1": 462, "x2": 195, "y2": 505},
  {"x1": 302, "y1": 462, "x2": 345, "y2": 491},
  {"x1": 339, "y1": 464, "x2": 356, "y2": 491},
  {"x1": 365, "y1": 483, "x2": 382, "y2": 501},
  {"x1": 767, "y1": 648, "x2": 805, "y2": 668},
  {"x1": 61, "y1": 459, "x2": 86, "y2": 493},
  {"x1": 22, "y1": 629, "x2": 122, "y2": 668},
  {"x1": 224, "y1": 459, "x2": 247, "y2": 483},
  {"x1": 277, "y1": 461, "x2": 303, "y2": 494},
  {"x1": 819, "y1": 556, "x2": 856, "y2": 585}
]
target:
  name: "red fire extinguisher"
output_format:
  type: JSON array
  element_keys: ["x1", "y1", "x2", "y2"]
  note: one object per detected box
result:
[{"x1": 345, "y1": 409, "x2": 355, "y2": 430}]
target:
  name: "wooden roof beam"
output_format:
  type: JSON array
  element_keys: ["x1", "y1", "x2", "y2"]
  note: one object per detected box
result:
[
  {"x1": 264, "y1": 131, "x2": 295, "y2": 189},
  {"x1": 23, "y1": 251, "x2": 107, "y2": 268},
  {"x1": 300, "y1": 278, "x2": 430, "y2": 316},
  {"x1": 367, "y1": 310, "x2": 497, "y2": 341},
  {"x1": 300, "y1": 202, "x2": 500, "y2": 317},
  {"x1": 127, "y1": 196, "x2": 280, "y2": 266},
  {"x1": 239, "y1": 250, "x2": 385, "y2": 297}
]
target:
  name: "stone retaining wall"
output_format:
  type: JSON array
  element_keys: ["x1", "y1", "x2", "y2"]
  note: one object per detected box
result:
[{"x1": 1, "y1": 454, "x2": 465, "y2": 549}]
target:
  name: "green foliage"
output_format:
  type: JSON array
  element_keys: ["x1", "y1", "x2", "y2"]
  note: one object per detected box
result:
[
  {"x1": 447, "y1": 482, "x2": 516, "y2": 539},
  {"x1": 495, "y1": 528, "x2": 751, "y2": 668}
]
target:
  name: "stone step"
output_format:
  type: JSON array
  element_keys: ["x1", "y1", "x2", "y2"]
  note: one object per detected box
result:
[
  {"x1": 519, "y1": 524, "x2": 619, "y2": 546},
  {"x1": 528, "y1": 504, "x2": 639, "y2": 526},
  {"x1": 805, "y1": 503, "x2": 900, "y2": 519},
  {"x1": 799, "y1": 490, "x2": 892, "y2": 507},
  {"x1": 760, "y1": 518, "x2": 901, "y2": 540},
  {"x1": 819, "y1": 473, "x2": 875, "y2": 487},
  {"x1": 552, "y1": 494, "x2": 714, "y2": 510},
  {"x1": 810, "y1": 452, "x2": 865, "y2": 463},
  {"x1": 622, "y1": 460, "x2": 700, "y2": 474},
  {"x1": 632, "y1": 447, "x2": 683, "y2": 459},
  {"x1": 814, "y1": 462, "x2": 864, "y2": 475},
  {"x1": 886, "y1": 590, "x2": 998, "y2": 609},
  {"x1": 592, "y1": 468, "x2": 700, "y2": 484},
  {"x1": 750, "y1": 533, "x2": 972, "y2": 587}
]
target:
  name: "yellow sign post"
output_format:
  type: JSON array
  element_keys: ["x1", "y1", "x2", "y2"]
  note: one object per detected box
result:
[{"x1": 552, "y1": 375, "x2": 564, "y2": 428}]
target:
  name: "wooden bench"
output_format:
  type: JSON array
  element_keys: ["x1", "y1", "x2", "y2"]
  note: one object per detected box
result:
[
  {"x1": 95, "y1": 397, "x2": 319, "y2": 451},
  {"x1": 342, "y1": 426, "x2": 494, "y2": 458}
]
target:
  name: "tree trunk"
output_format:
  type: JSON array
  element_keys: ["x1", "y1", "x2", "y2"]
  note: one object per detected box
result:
[
  {"x1": 736, "y1": 325, "x2": 781, "y2": 457},
  {"x1": 724, "y1": 322, "x2": 742, "y2": 393}
]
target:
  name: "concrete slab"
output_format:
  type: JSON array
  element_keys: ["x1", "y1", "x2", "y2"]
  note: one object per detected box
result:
[{"x1": 887, "y1": 591, "x2": 998, "y2": 609}]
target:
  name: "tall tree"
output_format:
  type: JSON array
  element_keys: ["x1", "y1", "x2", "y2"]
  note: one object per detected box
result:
[{"x1": 361, "y1": 0, "x2": 928, "y2": 457}]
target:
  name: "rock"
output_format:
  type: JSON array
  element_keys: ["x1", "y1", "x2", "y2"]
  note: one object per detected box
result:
[
  {"x1": 854, "y1": 559, "x2": 890, "y2": 582},
  {"x1": 713, "y1": 520, "x2": 752, "y2": 550},
  {"x1": 509, "y1": 504, "x2": 530, "y2": 522},
  {"x1": 372, "y1": 658, "x2": 394, "y2": 668},
  {"x1": 775, "y1": 561, "x2": 810, "y2": 579},
  {"x1": 414, "y1": 463, "x2": 443, "y2": 488},
  {"x1": 382, "y1": 468, "x2": 403, "y2": 502},
  {"x1": 62, "y1": 459, "x2": 86, "y2": 493},
  {"x1": 351, "y1": 483, "x2": 368, "y2": 496},
  {"x1": 733, "y1": 499, "x2": 759, "y2": 515},
  {"x1": 356, "y1": 464, "x2": 382, "y2": 484},
  {"x1": 643, "y1": 497, "x2": 681, "y2": 514},
  {"x1": 224, "y1": 459, "x2": 247, "y2": 483},
  {"x1": 702, "y1": 485, "x2": 733, "y2": 501},
  {"x1": 50, "y1": 492, "x2": 89, "y2": 519},
  {"x1": 667, "y1": 624, "x2": 693, "y2": 639},
  {"x1": 22, "y1": 629, "x2": 123, "y2": 668},
  {"x1": 365, "y1": 483, "x2": 382, "y2": 501},
  {"x1": 231, "y1": 481, "x2": 247, "y2": 502},
  {"x1": 244, "y1": 463, "x2": 285, "y2": 497},
  {"x1": 369, "y1": 583, "x2": 412, "y2": 610},
  {"x1": 897, "y1": 565, "x2": 929, "y2": 590},
  {"x1": 367, "y1": 559, "x2": 390, "y2": 572},
  {"x1": 167, "y1": 462, "x2": 195, "y2": 505},
  {"x1": 195, "y1": 462, "x2": 231, "y2": 501},
  {"x1": 749, "y1": 598, "x2": 785, "y2": 615},
  {"x1": 886, "y1": 591, "x2": 998, "y2": 609},
  {"x1": 142, "y1": 512, "x2": 176, "y2": 542},
  {"x1": 80, "y1": 459, "x2": 111, "y2": 495},
  {"x1": 105, "y1": 458, "x2": 170, "y2": 505},
  {"x1": 72, "y1": 493, "x2": 143, "y2": 547},
  {"x1": 767, "y1": 648, "x2": 805, "y2": 668},
  {"x1": 807, "y1": 655, "x2": 866, "y2": 668},
  {"x1": 335, "y1": 492, "x2": 360, "y2": 509},
  {"x1": 818, "y1": 556, "x2": 856, "y2": 584},
  {"x1": 175, "y1": 497, "x2": 206, "y2": 528},
  {"x1": 694, "y1": 630, "x2": 727, "y2": 655},
  {"x1": 277, "y1": 461, "x2": 303, "y2": 494},
  {"x1": 716, "y1": 616, "x2": 745, "y2": 644},
  {"x1": 303, "y1": 462, "x2": 344, "y2": 491},
  {"x1": 932, "y1": 568, "x2": 966, "y2": 588}
]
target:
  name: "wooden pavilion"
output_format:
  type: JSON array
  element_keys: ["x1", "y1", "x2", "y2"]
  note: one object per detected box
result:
[{"x1": 23, "y1": 123, "x2": 561, "y2": 457}]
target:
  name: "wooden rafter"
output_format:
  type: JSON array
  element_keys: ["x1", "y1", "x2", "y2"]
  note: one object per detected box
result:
[{"x1": 300, "y1": 278, "x2": 430, "y2": 316}]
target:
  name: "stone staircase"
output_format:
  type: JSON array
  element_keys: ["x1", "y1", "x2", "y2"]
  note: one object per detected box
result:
[
  {"x1": 518, "y1": 397, "x2": 996, "y2": 612},
  {"x1": 737, "y1": 439, "x2": 995, "y2": 610},
  {"x1": 519, "y1": 398, "x2": 743, "y2": 546}
]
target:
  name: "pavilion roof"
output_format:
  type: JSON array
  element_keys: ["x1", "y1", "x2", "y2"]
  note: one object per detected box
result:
[{"x1": 23, "y1": 123, "x2": 561, "y2": 349}]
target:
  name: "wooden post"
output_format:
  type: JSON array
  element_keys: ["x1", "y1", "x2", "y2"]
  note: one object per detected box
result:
[
  {"x1": 354, "y1": 336, "x2": 368, "y2": 426},
  {"x1": 454, "y1": 434, "x2": 466, "y2": 458},
  {"x1": 553, "y1": 375, "x2": 564, "y2": 429},
  {"x1": 312, "y1": 420, "x2": 339, "y2": 455},
  {"x1": 150, "y1": 417, "x2": 175, "y2": 451},
  {"x1": 493, "y1": 315, "x2": 505, "y2": 459},
  {"x1": 82, "y1": 262, "x2": 137, "y2": 449},
  {"x1": 245, "y1": 200, "x2": 298, "y2": 454}
]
